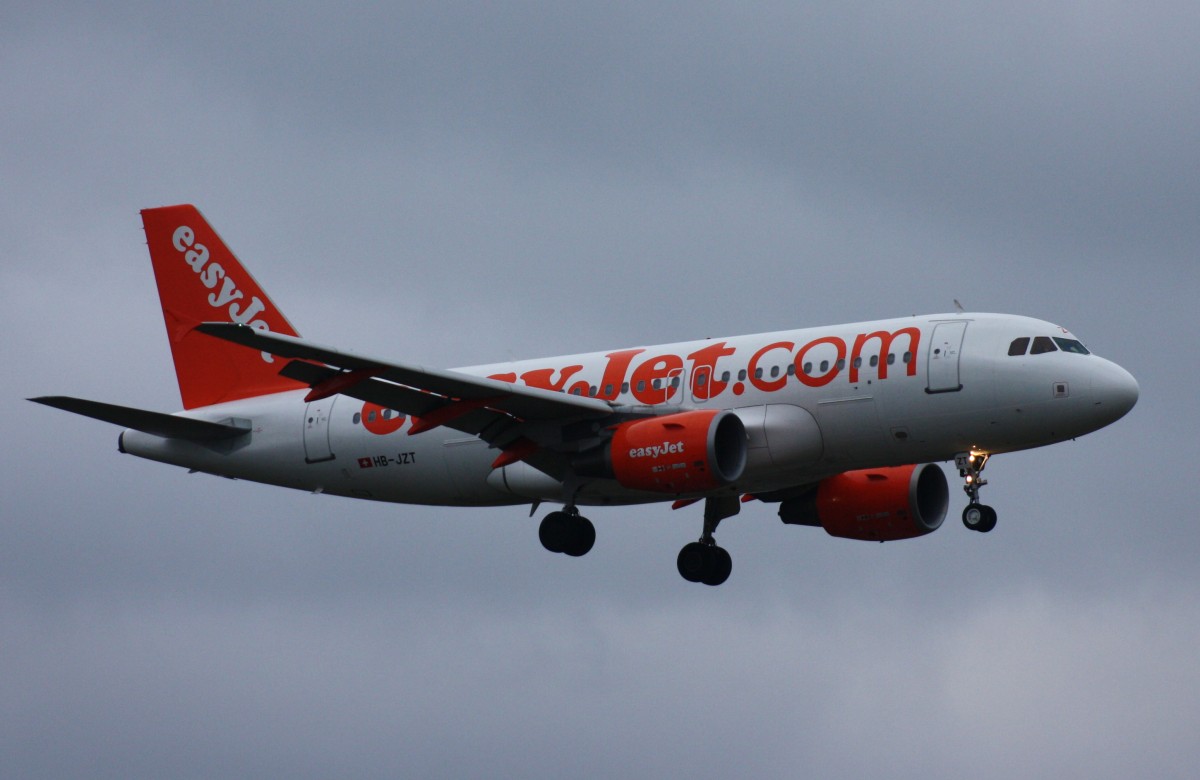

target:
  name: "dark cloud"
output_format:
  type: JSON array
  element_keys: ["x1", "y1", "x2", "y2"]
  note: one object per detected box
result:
[{"x1": 3, "y1": 3, "x2": 1197, "y2": 778}]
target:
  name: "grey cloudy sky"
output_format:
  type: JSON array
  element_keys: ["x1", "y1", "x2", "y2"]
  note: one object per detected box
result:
[{"x1": 3, "y1": 3, "x2": 1197, "y2": 778}]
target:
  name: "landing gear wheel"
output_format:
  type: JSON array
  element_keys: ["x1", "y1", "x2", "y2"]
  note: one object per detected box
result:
[
  {"x1": 976, "y1": 504, "x2": 997, "y2": 533},
  {"x1": 962, "y1": 503, "x2": 997, "y2": 533},
  {"x1": 540, "y1": 509, "x2": 595, "y2": 556},
  {"x1": 677, "y1": 542, "x2": 708, "y2": 583},
  {"x1": 702, "y1": 546, "x2": 732, "y2": 587},
  {"x1": 676, "y1": 496, "x2": 740, "y2": 585},
  {"x1": 562, "y1": 515, "x2": 595, "y2": 557},
  {"x1": 962, "y1": 503, "x2": 982, "y2": 530},
  {"x1": 956, "y1": 451, "x2": 999, "y2": 535},
  {"x1": 539, "y1": 511, "x2": 569, "y2": 553},
  {"x1": 676, "y1": 542, "x2": 732, "y2": 586}
]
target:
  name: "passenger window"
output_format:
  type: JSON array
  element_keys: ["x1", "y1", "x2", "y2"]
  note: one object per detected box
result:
[
  {"x1": 636, "y1": 380, "x2": 646, "y2": 392},
  {"x1": 786, "y1": 364, "x2": 795, "y2": 376},
  {"x1": 803, "y1": 362, "x2": 812, "y2": 374},
  {"x1": 352, "y1": 412, "x2": 362, "y2": 425},
  {"x1": 853, "y1": 357, "x2": 862, "y2": 369},
  {"x1": 820, "y1": 360, "x2": 829, "y2": 372},
  {"x1": 720, "y1": 371, "x2": 730, "y2": 383},
  {"x1": 652, "y1": 378, "x2": 662, "y2": 390},
  {"x1": 1031, "y1": 336, "x2": 1058, "y2": 354},
  {"x1": 886, "y1": 353, "x2": 895, "y2": 365},
  {"x1": 1053, "y1": 337, "x2": 1090, "y2": 355},
  {"x1": 870, "y1": 355, "x2": 879, "y2": 367},
  {"x1": 1008, "y1": 337, "x2": 1030, "y2": 356},
  {"x1": 738, "y1": 369, "x2": 747, "y2": 381},
  {"x1": 754, "y1": 368, "x2": 763, "y2": 379},
  {"x1": 621, "y1": 382, "x2": 629, "y2": 394},
  {"x1": 836, "y1": 359, "x2": 845, "y2": 370},
  {"x1": 903, "y1": 351, "x2": 912, "y2": 364},
  {"x1": 770, "y1": 366, "x2": 780, "y2": 378},
  {"x1": 604, "y1": 383, "x2": 614, "y2": 396}
]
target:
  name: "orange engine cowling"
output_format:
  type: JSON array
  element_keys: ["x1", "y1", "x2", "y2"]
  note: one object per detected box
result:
[
  {"x1": 596, "y1": 409, "x2": 747, "y2": 493},
  {"x1": 779, "y1": 463, "x2": 948, "y2": 541}
]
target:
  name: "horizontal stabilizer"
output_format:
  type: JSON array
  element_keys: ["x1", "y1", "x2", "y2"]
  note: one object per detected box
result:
[{"x1": 28, "y1": 396, "x2": 250, "y2": 441}]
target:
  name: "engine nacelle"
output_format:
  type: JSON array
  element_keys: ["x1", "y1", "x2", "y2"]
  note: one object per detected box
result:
[
  {"x1": 779, "y1": 463, "x2": 948, "y2": 541},
  {"x1": 578, "y1": 409, "x2": 747, "y2": 493}
]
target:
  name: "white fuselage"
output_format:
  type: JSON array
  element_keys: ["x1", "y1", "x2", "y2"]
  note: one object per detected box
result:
[{"x1": 120, "y1": 312, "x2": 1139, "y2": 508}]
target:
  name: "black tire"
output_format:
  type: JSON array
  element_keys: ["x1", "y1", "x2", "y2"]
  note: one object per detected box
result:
[
  {"x1": 976, "y1": 505, "x2": 998, "y2": 533},
  {"x1": 962, "y1": 503, "x2": 985, "y2": 531},
  {"x1": 702, "y1": 546, "x2": 732, "y2": 586},
  {"x1": 563, "y1": 515, "x2": 596, "y2": 557},
  {"x1": 963, "y1": 503, "x2": 998, "y2": 533},
  {"x1": 677, "y1": 542, "x2": 709, "y2": 583},
  {"x1": 539, "y1": 511, "x2": 569, "y2": 553}
]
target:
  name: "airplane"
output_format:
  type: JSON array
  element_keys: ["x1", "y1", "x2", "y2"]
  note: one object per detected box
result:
[{"x1": 30, "y1": 204, "x2": 1139, "y2": 586}]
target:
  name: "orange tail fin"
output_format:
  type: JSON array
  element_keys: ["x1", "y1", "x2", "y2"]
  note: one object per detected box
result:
[{"x1": 141, "y1": 204, "x2": 305, "y2": 409}]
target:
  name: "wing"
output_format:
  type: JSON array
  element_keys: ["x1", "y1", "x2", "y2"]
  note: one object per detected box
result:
[{"x1": 195, "y1": 323, "x2": 641, "y2": 479}]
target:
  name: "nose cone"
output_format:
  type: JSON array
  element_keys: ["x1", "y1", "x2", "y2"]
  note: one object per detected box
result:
[{"x1": 1090, "y1": 359, "x2": 1139, "y2": 425}]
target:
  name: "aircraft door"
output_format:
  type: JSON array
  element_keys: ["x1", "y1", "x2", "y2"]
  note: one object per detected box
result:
[
  {"x1": 927, "y1": 321, "x2": 967, "y2": 393},
  {"x1": 690, "y1": 365, "x2": 712, "y2": 404},
  {"x1": 303, "y1": 396, "x2": 337, "y2": 463}
]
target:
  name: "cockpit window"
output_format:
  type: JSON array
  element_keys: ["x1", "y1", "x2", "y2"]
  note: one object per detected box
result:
[
  {"x1": 1030, "y1": 336, "x2": 1058, "y2": 354},
  {"x1": 1053, "y1": 337, "x2": 1090, "y2": 355},
  {"x1": 1008, "y1": 337, "x2": 1030, "y2": 356}
]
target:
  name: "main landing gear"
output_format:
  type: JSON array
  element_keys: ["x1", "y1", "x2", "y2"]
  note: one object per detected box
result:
[
  {"x1": 537, "y1": 497, "x2": 737, "y2": 585},
  {"x1": 539, "y1": 507, "x2": 596, "y2": 557},
  {"x1": 956, "y1": 451, "x2": 997, "y2": 533},
  {"x1": 677, "y1": 495, "x2": 738, "y2": 586}
]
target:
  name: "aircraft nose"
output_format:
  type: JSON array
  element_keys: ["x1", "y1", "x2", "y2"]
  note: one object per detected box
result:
[{"x1": 1090, "y1": 359, "x2": 1139, "y2": 423}]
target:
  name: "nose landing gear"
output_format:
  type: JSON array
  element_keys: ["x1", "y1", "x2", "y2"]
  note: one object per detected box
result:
[{"x1": 956, "y1": 451, "x2": 997, "y2": 533}]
